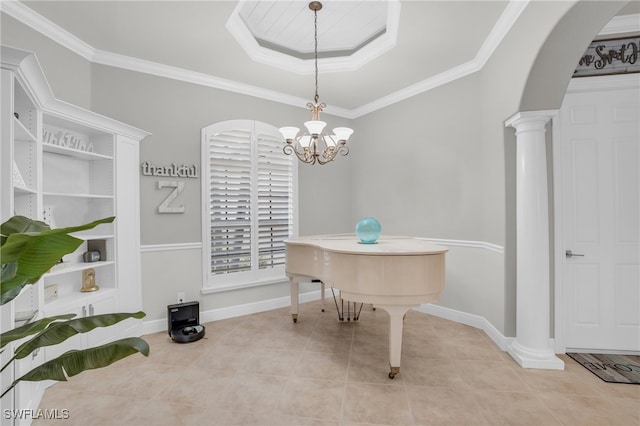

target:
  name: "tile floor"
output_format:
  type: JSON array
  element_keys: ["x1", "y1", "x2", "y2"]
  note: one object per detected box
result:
[{"x1": 35, "y1": 300, "x2": 639, "y2": 425}]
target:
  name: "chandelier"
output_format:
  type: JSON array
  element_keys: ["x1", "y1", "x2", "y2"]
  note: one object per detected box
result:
[{"x1": 280, "y1": 1, "x2": 353, "y2": 165}]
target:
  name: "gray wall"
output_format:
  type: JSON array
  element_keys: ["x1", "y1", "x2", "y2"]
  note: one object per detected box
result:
[
  {"x1": 87, "y1": 64, "x2": 354, "y2": 320},
  {"x1": 1, "y1": 14, "x2": 92, "y2": 109},
  {"x1": 88, "y1": 65, "x2": 354, "y2": 245}
]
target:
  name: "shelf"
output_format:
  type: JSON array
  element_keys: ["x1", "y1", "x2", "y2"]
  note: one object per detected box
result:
[
  {"x1": 46, "y1": 260, "x2": 115, "y2": 277},
  {"x1": 43, "y1": 143, "x2": 113, "y2": 161},
  {"x1": 71, "y1": 233, "x2": 114, "y2": 241},
  {"x1": 14, "y1": 310, "x2": 39, "y2": 327},
  {"x1": 13, "y1": 116, "x2": 38, "y2": 143},
  {"x1": 43, "y1": 287, "x2": 117, "y2": 313},
  {"x1": 43, "y1": 192, "x2": 114, "y2": 200},
  {"x1": 14, "y1": 185, "x2": 37, "y2": 195}
]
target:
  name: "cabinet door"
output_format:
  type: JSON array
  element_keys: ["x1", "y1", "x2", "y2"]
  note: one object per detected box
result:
[{"x1": 85, "y1": 294, "x2": 117, "y2": 348}]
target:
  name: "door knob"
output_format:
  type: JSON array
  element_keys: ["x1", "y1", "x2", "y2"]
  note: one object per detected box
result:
[{"x1": 565, "y1": 249, "x2": 584, "y2": 257}]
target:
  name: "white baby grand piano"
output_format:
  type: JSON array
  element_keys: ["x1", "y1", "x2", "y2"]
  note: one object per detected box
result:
[{"x1": 285, "y1": 235, "x2": 448, "y2": 378}]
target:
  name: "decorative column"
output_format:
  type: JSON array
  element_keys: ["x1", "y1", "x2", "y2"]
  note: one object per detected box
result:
[{"x1": 505, "y1": 111, "x2": 564, "y2": 370}]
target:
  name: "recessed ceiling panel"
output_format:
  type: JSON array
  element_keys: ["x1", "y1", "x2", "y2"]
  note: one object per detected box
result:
[
  {"x1": 227, "y1": 0, "x2": 401, "y2": 73},
  {"x1": 238, "y1": 0, "x2": 388, "y2": 57}
]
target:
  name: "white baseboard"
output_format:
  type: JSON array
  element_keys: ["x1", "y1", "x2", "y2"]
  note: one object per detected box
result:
[
  {"x1": 415, "y1": 303, "x2": 510, "y2": 351},
  {"x1": 142, "y1": 290, "x2": 513, "y2": 356},
  {"x1": 142, "y1": 288, "x2": 330, "y2": 335}
]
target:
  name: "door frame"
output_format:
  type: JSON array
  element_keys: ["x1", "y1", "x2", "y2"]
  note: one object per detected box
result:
[{"x1": 552, "y1": 73, "x2": 640, "y2": 353}]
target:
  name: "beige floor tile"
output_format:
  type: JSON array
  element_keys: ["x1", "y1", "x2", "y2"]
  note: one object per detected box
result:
[
  {"x1": 294, "y1": 350, "x2": 350, "y2": 381},
  {"x1": 457, "y1": 359, "x2": 530, "y2": 392},
  {"x1": 400, "y1": 357, "x2": 466, "y2": 389},
  {"x1": 537, "y1": 391, "x2": 638, "y2": 426},
  {"x1": 348, "y1": 349, "x2": 404, "y2": 385},
  {"x1": 216, "y1": 373, "x2": 289, "y2": 414},
  {"x1": 341, "y1": 382, "x2": 412, "y2": 425},
  {"x1": 473, "y1": 390, "x2": 562, "y2": 425},
  {"x1": 407, "y1": 386, "x2": 490, "y2": 425},
  {"x1": 279, "y1": 378, "x2": 345, "y2": 421},
  {"x1": 32, "y1": 302, "x2": 640, "y2": 426}
]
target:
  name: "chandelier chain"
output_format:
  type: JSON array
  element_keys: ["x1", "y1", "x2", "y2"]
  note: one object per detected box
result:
[{"x1": 314, "y1": 7, "x2": 319, "y2": 104}]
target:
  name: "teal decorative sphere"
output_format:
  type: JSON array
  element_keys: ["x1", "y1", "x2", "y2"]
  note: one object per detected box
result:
[{"x1": 356, "y1": 217, "x2": 381, "y2": 244}]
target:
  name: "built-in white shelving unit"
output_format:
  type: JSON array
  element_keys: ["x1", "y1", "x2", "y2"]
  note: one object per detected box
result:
[{"x1": 0, "y1": 46, "x2": 149, "y2": 425}]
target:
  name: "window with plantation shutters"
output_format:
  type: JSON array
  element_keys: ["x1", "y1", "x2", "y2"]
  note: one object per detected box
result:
[{"x1": 202, "y1": 120, "x2": 296, "y2": 290}]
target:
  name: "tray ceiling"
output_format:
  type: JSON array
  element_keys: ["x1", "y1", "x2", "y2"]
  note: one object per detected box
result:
[{"x1": 3, "y1": 1, "x2": 527, "y2": 115}]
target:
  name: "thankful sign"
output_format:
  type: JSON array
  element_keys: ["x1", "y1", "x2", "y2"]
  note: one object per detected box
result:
[{"x1": 141, "y1": 161, "x2": 198, "y2": 214}]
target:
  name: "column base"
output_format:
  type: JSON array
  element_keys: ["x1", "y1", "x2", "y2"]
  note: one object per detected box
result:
[{"x1": 507, "y1": 340, "x2": 565, "y2": 370}]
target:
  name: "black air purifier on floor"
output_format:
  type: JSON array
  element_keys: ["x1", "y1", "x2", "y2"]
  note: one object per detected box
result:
[{"x1": 167, "y1": 301, "x2": 205, "y2": 343}]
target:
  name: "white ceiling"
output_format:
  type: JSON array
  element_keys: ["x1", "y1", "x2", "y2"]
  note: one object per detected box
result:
[
  {"x1": 237, "y1": 0, "x2": 390, "y2": 56},
  {"x1": 4, "y1": 1, "x2": 639, "y2": 117}
]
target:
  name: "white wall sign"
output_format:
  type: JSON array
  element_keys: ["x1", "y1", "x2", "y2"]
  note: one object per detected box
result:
[
  {"x1": 157, "y1": 180, "x2": 185, "y2": 213},
  {"x1": 141, "y1": 162, "x2": 195, "y2": 214},
  {"x1": 43, "y1": 125, "x2": 95, "y2": 152},
  {"x1": 141, "y1": 162, "x2": 198, "y2": 178}
]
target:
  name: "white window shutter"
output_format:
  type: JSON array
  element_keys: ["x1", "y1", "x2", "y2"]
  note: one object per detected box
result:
[
  {"x1": 204, "y1": 120, "x2": 294, "y2": 285},
  {"x1": 208, "y1": 128, "x2": 253, "y2": 275},
  {"x1": 256, "y1": 130, "x2": 293, "y2": 270}
]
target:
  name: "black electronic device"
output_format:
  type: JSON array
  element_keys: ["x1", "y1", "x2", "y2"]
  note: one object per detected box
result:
[
  {"x1": 167, "y1": 301, "x2": 205, "y2": 343},
  {"x1": 83, "y1": 250, "x2": 101, "y2": 262}
]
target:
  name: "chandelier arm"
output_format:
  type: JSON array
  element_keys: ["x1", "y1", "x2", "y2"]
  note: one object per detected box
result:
[
  {"x1": 337, "y1": 145, "x2": 349, "y2": 157},
  {"x1": 284, "y1": 143, "x2": 316, "y2": 165}
]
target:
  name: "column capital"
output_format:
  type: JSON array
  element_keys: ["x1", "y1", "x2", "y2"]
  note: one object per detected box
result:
[{"x1": 505, "y1": 110, "x2": 558, "y2": 130}]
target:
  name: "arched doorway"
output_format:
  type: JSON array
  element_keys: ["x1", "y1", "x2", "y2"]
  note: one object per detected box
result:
[{"x1": 506, "y1": 0, "x2": 636, "y2": 368}]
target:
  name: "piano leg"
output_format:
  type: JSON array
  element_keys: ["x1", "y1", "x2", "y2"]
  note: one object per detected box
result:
[
  {"x1": 312, "y1": 279, "x2": 325, "y2": 312},
  {"x1": 376, "y1": 304, "x2": 412, "y2": 379},
  {"x1": 290, "y1": 278, "x2": 299, "y2": 323}
]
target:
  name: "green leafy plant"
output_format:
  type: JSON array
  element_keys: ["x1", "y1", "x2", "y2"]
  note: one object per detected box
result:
[{"x1": 1, "y1": 215, "x2": 149, "y2": 398}]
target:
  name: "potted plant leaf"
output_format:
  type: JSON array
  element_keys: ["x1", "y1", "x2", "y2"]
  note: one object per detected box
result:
[{"x1": 0, "y1": 215, "x2": 149, "y2": 398}]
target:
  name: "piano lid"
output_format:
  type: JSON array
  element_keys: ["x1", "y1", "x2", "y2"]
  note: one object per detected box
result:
[{"x1": 285, "y1": 234, "x2": 448, "y2": 256}]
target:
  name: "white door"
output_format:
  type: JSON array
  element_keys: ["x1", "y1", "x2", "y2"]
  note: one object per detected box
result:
[{"x1": 560, "y1": 75, "x2": 639, "y2": 352}]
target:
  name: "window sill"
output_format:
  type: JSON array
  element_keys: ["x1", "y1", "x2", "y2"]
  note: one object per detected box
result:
[{"x1": 201, "y1": 275, "x2": 290, "y2": 294}]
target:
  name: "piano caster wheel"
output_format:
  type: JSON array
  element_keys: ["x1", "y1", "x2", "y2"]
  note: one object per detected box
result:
[
  {"x1": 292, "y1": 314, "x2": 298, "y2": 323},
  {"x1": 388, "y1": 367, "x2": 400, "y2": 379}
]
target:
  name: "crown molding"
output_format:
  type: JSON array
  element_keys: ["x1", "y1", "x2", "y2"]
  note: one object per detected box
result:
[
  {"x1": 3, "y1": 0, "x2": 528, "y2": 119},
  {"x1": 349, "y1": 0, "x2": 528, "y2": 118},
  {"x1": 1, "y1": 45, "x2": 150, "y2": 140},
  {"x1": 1, "y1": 0, "x2": 95, "y2": 61}
]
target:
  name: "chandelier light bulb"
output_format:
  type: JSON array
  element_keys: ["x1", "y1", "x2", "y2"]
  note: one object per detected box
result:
[
  {"x1": 333, "y1": 127, "x2": 353, "y2": 142},
  {"x1": 304, "y1": 120, "x2": 327, "y2": 135},
  {"x1": 279, "y1": 126, "x2": 300, "y2": 140},
  {"x1": 280, "y1": 1, "x2": 353, "y2": 165}
]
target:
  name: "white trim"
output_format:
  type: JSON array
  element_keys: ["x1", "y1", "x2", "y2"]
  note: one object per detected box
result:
[
  {"x1": 141, "y1": 290, "x2": 519, "y2": 359},
  {"x1": 142, "y1": 287, "x2": 328, "y2": 335},
  {"x1": 0, "y1": 0, "x2": 95, "y2": 62},
  {"x1": 138, "y1": 238, "x2": 503, "y2": 255},
  {"x1": 417, "y1": 237, "x2": 504, "y2": 254},
  {"x1": 140, "y1": 242, "x2": 202, "y2": 253},
  {"x1": 567, "y1": 73, "x2": 640, "y2": 93},
  {"x1": 416, "y1": 303, "x2": 510, "y2": 351},
  {"x1": 2, "y1": 0, "x2": 526, "y2": 119},
  {"x1": 350, "y1": 1, "x2": 529, "y2": 118},
  {"x1": 598, "y1": 14, "x2": 640, "y2": 36},
  {"x1": 200, "y1": 276, "x2": 289, "y2": 295}
]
